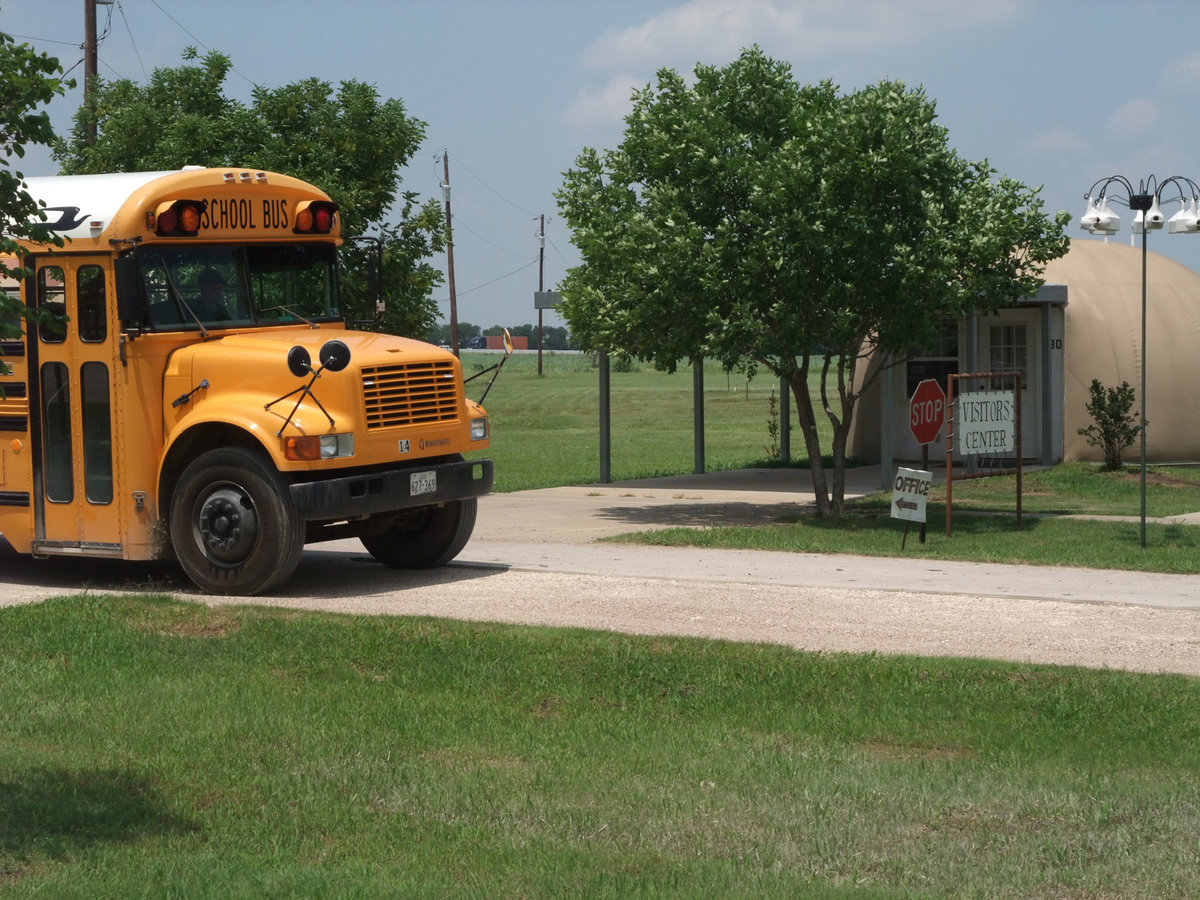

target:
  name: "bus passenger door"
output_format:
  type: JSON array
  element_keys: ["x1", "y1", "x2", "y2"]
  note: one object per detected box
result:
[{"x1": 31, "y1": 258, "x2": 123, "y2": 556}]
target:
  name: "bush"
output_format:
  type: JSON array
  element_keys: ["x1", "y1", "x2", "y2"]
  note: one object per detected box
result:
[{"x1": 1077, "y1": 379, "x2": 1145, "y2": 471}]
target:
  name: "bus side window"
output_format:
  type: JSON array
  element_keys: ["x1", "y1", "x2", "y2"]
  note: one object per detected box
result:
[
  {"x1": 41, "y1": 361, "x2": 73, "y2": 502},
  {"x1": 77, "y1": 265, "x2": 107, "y2": 343},
  {"x1": 37, "y1": 266, "x2": 67, "y2": 344}
]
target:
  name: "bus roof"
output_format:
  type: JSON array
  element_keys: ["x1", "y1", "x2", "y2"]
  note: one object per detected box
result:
[
  {"x1": 11, "y1": 168, "x2": 336, "y2": 245},
  {"x1": 18, "y1": 170, "x2": 182, "y2": 241}
]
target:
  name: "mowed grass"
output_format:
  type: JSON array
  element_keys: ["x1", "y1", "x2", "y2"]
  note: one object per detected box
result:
[
  {"x1": 462, "y1": 351, "x2": 810, "y2": 491},
  {"x1": 622, "y1": 462, "x2": 1200, "y2": 574},
  {"x1": 8, "y1": 356, "x2": 1200, "y2": 896},
  {"x1": 3, "y1": 595, "x2": 1200, "y2": 898}
]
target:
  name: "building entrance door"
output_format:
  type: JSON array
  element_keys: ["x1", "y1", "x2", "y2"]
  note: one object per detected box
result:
[{"x1": 983, "y1": 311, "x2": 1040, "y2": 460}]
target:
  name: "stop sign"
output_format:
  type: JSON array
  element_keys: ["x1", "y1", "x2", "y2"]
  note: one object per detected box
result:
[{"x1": 909, "y1": 378, "x2": 946, "y2": 445}]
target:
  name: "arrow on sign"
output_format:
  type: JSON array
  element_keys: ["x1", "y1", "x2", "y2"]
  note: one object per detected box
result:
[{"x1": 895, "y1": 499, "x2": 919, "y2": 511}]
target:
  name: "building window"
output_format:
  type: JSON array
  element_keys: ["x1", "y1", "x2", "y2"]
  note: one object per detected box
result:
[
  {"x1": 989, "y1": 324, "x2": 1028, "y2": 384},
  {"x1": 906, "y1": 325, "x2": 959, "y2": 396}
]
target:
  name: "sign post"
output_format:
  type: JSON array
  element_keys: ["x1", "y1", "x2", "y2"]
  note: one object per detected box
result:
[
  {"x1": 944, "y1": 372, "x2": 1023, "y2": 537},
  {"x1": 908, "y1": 379, "x2": 946, "y2": 543},
  {"x1": 891, "y1": 467, "x2": 932, "y2": 549}
]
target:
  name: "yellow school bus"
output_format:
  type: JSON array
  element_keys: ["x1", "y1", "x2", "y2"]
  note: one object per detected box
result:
[{"x1": 0, "y1": 167, "x2": 493, "y2": 595}]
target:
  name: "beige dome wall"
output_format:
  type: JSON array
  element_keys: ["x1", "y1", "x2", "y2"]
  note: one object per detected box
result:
[{"x1": 1048, "y1": 239, "x2": 1200, "y2": 462}]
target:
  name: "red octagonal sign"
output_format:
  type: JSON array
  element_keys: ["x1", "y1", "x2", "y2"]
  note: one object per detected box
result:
[{"x1": 909, "y1": 378, "x2": 946, "y2": 445}]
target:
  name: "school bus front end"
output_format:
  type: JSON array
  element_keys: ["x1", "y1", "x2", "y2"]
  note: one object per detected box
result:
[
  {"x1": 156, "y1": 329, "x2": 492, "y2": 593},
  {"x1": 1, "y1": 168, "x2": 495, "y2": 595}
]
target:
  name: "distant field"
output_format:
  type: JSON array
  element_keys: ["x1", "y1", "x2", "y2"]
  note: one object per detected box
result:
[{"x1": 460, "y1": 350, "x2": 827, "y2": 492}]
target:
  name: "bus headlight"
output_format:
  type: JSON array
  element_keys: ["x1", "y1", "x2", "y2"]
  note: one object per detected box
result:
[
  {"x1": 283, "y1": 433, "x2": 356, "y2": 460},
  {"x1": 470, "y1": 416, "x2": 489, "y2": 441}
]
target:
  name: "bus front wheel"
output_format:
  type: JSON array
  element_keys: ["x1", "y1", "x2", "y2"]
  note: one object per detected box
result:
[
  {"x1": 360, "y1": 497, "x2": 477, "y2": 569},
  {"x1": 170, "y1": 447, "x2": 305, "y2": 595}
]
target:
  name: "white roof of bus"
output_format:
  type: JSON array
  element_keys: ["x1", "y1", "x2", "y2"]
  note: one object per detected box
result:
[{"x1": 16, "y1": 170, "x2": 184, "y2": 241}]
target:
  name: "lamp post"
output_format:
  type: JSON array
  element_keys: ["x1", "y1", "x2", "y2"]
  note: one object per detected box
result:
[{"x1": 1080, "y1": 175, "x2": 1200, "y2": 547}]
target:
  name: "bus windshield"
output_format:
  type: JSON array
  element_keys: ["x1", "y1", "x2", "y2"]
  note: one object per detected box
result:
[{"x1": 135, "y1": 244, "x2": 340, "y2": 331}]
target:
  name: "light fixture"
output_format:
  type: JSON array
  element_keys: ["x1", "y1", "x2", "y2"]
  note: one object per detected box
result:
[
  {"x1": 1132, "y1": 195, "x2": 1165, "y2": 233},
  {"x1": 1168, "y1": 197, "x2": 1200, "y2": 234},
  {"x1": 1080, "y1": 195, "x2": 1120, "y2": 234},
  {"x1": 1079, "y1": 174, "x2": 1200, "y2": 548}
]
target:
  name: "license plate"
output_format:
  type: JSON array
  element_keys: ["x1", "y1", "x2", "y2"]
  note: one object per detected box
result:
[{"x1": 410, "y1": 470, "x2": 437, "y2": 497}]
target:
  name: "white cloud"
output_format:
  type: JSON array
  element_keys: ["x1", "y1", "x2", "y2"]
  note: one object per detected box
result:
[
  {"x1": 1020, "y1": 127, "x2": 1088, "y2": 157},
  {"x1": 1105, "y1": 99, "x2": 1162, "y2": 138},
  {"x1": 1158, "y1": 51, "x2": 1200, "y2": 94},
  {"x1": 567, "y1": 0, "x2": 1032, "y2": 134},
  {"x1": 563, "y1": 74, "x2": 644, "y2": 139},
  {"x1": 581, "y1": 0, "x2": 1029, "y2": 73}
]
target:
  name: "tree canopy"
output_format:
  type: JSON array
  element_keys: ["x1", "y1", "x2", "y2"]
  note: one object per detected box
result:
[
  {"x1": 556, "y1": 48, "x2": 1070, "y2": 515},
  {"x1": 54, "y1": 48, "x2": 444, "y2": 337},
  {"x1": 0, "y1": 30, "x2": 71, "y2": 357}
]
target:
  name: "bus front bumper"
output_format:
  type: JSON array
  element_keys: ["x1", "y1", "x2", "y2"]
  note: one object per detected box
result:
[{"x1": 290, "y1": 457, "x2": 494, "y2": 521}]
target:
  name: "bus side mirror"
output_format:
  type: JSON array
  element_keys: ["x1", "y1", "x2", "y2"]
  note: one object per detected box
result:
[{"x1": 114, "y1": 255, "x2": 146, "y2": 327}]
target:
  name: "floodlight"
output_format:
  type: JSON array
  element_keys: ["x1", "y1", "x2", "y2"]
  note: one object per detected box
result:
[
  {"x1": 1133, "y1": 195, "x2": 1166, "y2": 233},
  {"x1": 1080, "y1": 196, "x2": 1120, "y2": 234},
  {"x1": 1168, "y1": 197, "x2": 1200, "y2": 233}
]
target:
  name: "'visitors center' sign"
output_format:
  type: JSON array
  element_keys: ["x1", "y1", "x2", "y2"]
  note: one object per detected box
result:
[{"x1": 955, "y1": 390, "x2": 1015, "y2": 456}]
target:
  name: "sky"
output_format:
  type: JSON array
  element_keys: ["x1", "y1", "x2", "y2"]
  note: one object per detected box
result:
[{"x1": 7, "y1": 0, "x2": 1200, "y2": 333}]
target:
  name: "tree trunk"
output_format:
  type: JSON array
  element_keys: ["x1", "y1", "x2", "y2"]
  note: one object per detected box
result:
[
  {"x1": 788, "y1": 367, "x2": 859, "y2": 519},
  {"x1": 788, "y1": 372, "x2": 831, "y2": 516}
]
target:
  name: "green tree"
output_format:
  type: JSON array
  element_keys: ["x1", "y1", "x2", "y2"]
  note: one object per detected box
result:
[
  {"x1": 54, "y1": 48, "x2": 443, "y2": 332},
  {"x1": 556, "y1": 48, "x2": 1069, "y2": 516},
  {"x1": 1, "y1": 31, "x2": 71, "y2": 369}
]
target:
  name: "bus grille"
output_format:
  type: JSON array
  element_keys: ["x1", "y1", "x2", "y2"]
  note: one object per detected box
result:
[{"x1": 361, "y1": 361, "x2": 460, "y2": 429}]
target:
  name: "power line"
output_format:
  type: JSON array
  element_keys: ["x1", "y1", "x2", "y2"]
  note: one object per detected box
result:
[
  {"x1": 454, "y1": 217, "x2": 537, "y2": 260},
  {"x1": 429, "y1": 153, "x2": 540, "y2": 260},
  {"x1": 146, "y1": 0, "x2": 256, "y2": 87},
  {"x1": 8, "y1": 33, "x2": 79, "y2": 48},
  {"x1": 546, "y1": 234, "x2": 574, "y2": 264},
  {"x1": 447, "y1": 151, "x2": 540, "y2": 218},
  {"x1": 437, "y1": 258, "x2": 538, "y2": 302},
  {"x1": 116, "y1": 0, "x2": 149, "y2": 81}
]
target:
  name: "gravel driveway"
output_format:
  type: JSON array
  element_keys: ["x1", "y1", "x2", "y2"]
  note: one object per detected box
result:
[{"x1": 3, "y1": 469, "x2": 1198, "y2": 677}]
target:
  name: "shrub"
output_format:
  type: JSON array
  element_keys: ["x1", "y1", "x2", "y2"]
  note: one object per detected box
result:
[{"x1": 1077, "y1": 379, "x2": 1145, "y2": 471}]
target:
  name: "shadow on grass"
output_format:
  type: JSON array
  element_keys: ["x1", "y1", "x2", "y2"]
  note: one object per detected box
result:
[{"x1": 0, "y1": 766, "x2": 195, "y2": 862}]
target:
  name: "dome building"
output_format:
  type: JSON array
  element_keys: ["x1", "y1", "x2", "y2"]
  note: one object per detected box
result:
[{"x1": 848, "y1": 237, "x2": 1200, "y2": 478}]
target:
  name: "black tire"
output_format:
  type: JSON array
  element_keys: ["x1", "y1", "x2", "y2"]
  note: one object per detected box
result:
[
  {"x1": 360, "y1": 497, "x2": 477, "y2": 569},
  {"x1": 170, "y1": 447, "x2": 304, "y2": 595}
]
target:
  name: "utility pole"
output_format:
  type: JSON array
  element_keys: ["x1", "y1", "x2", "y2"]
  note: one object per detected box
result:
[
  {"x1": 84, "y1": 0, "x2": 99, "y2": 143},
  {"x1": 441, "y1": 151, "x2": 459, "y2": 356},
  {"x1": 536, "y1": 214, "x2": 545, "y2": 375},
  {"x1": 83, "y1": 1, "x2": 113, "y2": 144}
]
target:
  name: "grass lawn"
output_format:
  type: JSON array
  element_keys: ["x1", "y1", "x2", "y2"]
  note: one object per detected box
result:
[
  {"x1": 3, "y1": 596, "x2": 1199, "y2": 898},
  {"x1": 6, "y1": 359, "x2": 1200, "y2": 896},
  {"x1": 616, "y1": 462, "x2": 1200, "y2": 574}
]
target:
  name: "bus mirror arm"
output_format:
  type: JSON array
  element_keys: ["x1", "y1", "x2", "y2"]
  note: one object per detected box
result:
[
  {"x1": 265, "y1": 340, "x2": 350, "y2": 435},
  {"x1": 171, "y1": 379, "x2": 210, "y2": 408},
  {"x1": 464, "y1": 328, "x2": 515, "y2": 404}
]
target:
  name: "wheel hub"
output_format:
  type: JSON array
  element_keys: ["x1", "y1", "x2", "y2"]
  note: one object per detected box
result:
[{"x1": 196, "y1": 486, "x2": 259, "y2": 564}]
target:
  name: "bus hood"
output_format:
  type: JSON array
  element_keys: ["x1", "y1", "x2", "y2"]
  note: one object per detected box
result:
[{"x1": 195, "y1": 329, "x2": 454, "y2": 370}]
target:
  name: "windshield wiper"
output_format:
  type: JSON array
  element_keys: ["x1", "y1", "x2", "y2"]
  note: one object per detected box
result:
[
  {"x1": 157, "y1": 260, "x2": 208, "y2": 338},
  {"x1": 260, "y1": 305, "x2": 318, "y2": 328}
]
